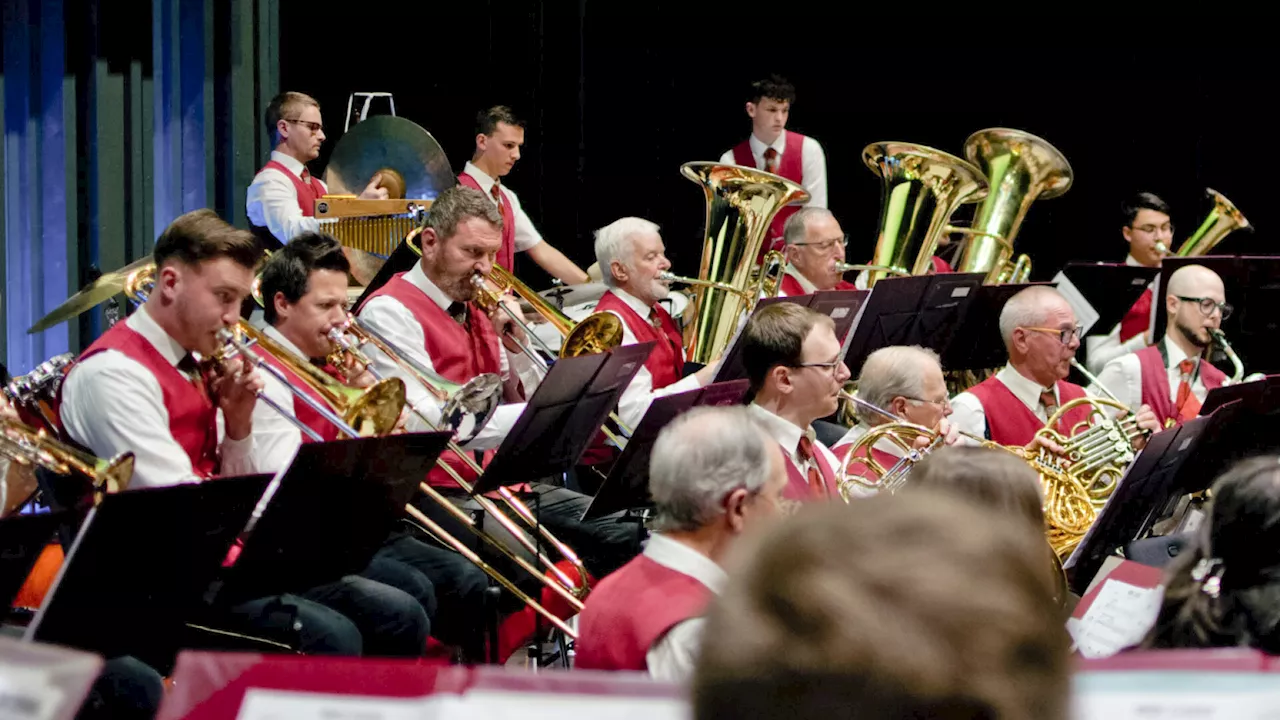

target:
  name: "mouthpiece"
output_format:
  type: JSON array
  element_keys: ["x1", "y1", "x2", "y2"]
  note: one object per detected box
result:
[{"x1": 1155, "y1": 241, "x2": 1170, "y2": 256}]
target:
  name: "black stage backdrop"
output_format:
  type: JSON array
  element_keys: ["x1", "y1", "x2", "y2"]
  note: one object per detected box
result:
[{"x1": 280, "y1": 6, "x2": 1276, "y2": 291}]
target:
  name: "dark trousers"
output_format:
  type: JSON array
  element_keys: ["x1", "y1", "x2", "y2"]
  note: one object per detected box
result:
[
  {"x1": 296, "y1": 575, "x2": 429, "y2": 658},
  {"x1": 76, "y1": 656, "x2": 164, "y2": 720},
  {"x1": 374, "y1": 531, "x2": 489, "y2": 657}
]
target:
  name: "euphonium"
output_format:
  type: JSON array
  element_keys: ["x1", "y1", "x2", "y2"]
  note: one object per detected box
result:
[
  {"x1": 1158, "y1": 188, "x2": 1252, "y2": 257},
  {"x1": 681, "y1": 162, "x2": 809, "y2": 365},
  {"x1": 860, "y1": 143, "x2": 990, "y2": 288},
  {"x1": 956, "y1": 129, "x2": 1074, "y2": 284}
]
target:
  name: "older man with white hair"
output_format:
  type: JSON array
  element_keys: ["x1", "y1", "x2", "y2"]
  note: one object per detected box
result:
[
  {"x1": 951, "y1": 285, "x2": 1159, "y2": 448},
  {"x1": 776, "y1": 207, "x2": 858, "y2": 297},
  {"x1": 574, "y1": 405, "x2": 787, "y2": 680}
]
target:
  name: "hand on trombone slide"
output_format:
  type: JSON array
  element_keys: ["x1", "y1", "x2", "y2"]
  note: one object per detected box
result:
[{"x1": 486, "y1": 291, "x2": 530, "y2": 352}]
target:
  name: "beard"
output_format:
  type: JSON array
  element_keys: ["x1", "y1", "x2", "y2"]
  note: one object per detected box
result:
[{"x1": 1176, "y1": 318, "x2": 1211, "y2": 348}]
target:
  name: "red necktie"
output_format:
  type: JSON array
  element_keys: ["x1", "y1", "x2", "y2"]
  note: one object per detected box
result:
[
  {"x1": 178, "y1": 354, "x2": 211, "y2": 405},
  {"x1": 490, "y1": 182, "x2": 502, "y2": 205},
  {"x1": 1039, "y1": 389, "x2": 1058, "y2": 418},
  {"x1": 796, "y1": 433, "x2": 829, "y2": 499},
  {"x1": 764, "y1": 147, "x2": 779, "y2": 174},
  {"x1": 300, "y1": 167, "x2": 311, "y2": 184},
  {"x1": 1175, "y1": 358, "x2": 1201, "y2": 420}
]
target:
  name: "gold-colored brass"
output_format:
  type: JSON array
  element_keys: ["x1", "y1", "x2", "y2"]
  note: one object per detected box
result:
[
  {"x1": 0, "y1": 417, "x2": 135, "y2": 500},
  {"x1": 1160, "y1": 188, "x2": 1252, "y2": 257},
  {"x1": 315, "y1": 198, "x2": 431, "y2": 259}
]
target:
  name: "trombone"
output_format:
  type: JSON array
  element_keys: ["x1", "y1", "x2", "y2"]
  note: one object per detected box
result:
[{"x1": 0, "y1": 417, "x2": 136, "y2": 497}]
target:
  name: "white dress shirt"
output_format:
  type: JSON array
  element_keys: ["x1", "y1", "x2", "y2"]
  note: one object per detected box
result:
[
  {"x1": 600, "y1": 288, "x2": 703, "y2": 430},
  {"x1": 61, "y1": 306, "x2": 257, "y2": 489},
  {"x1": 223, "y1": 325, "x2": 320, "y2": 474},
  {"x1": 1092, "y1": 335, "x2": 1208, "y2": 415},
  {"x1": 460, "y1": 161, "x2": 543, "y2": 253},
  {"x1": 1084, "y1": 254, "x2": 1154, "y2": 375},
  {"x1": 718, "y1": 131, "x2": 827, "y2": 209},
  {"x1": 642, "y1": 532, "x2": 727, "y2": 682},
  {"x1": 951, "y1": 364, "x2": 1086, "y2": 442},
  {"x1": 356, "y1": 263, "x2": 541, "y2": 450},
  {"x1": 748, "y1": 402, "x2": 872, "y2": 499},
  {"x1": 245, "y1": 151, "x2": 322, "y2": 244}
]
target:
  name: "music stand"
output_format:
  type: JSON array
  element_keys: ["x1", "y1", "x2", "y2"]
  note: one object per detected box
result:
[
  {"x1": 713, "y1": 290, "x2": 868, "y2": 384},
  {"x1": 938, "y1": 281, "x2": 1050, "y2": 373},
  {"x1": 1201, "y1": 375, "x2": 1280, "y2": 416},
  {"x1": 24, "y1": 475, "x2": 273, "y2": 664},
  {"x1": 581, "y1": 380, "x2": 752, "y2": 522},
  {"x1": 0, "y1": 510, "x2": 73, "y2": 609},
  {"x1": 842, "y1": 274, "x2": 985, "y2": 375},
  {"x1": 1054, "y1": 262, "x2": 1158, "y2": 338},
  {"x1": 471, "y1": 344, "x2": 653, "y2": 496},
  {"x1": 218, "y1": 432, "x2": 452, "y2": 602}
]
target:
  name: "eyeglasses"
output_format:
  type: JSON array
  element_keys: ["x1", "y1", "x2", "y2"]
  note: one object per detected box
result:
[
  {"x1": 1021, "y1": 325, "x2": 1084, "y2": 345},
  {"x1": 905, "y1": 395, "x2": 951, "y2": 410},
  {"x1": 285, "y1": 118, "x2": 324, "y2": 134},
  {"x1": 1176, "y1": 295, "x2": 1233, "y2": 320},
  {"x1": 791, "y1": 236, "x2": 848, "y2": 253},
  {"x1": 1131, "y1": 222, "x2": 1174, "y2": 236},
  {"x1": 791, "y1": 359, "x2": 843, "y2": 376}
]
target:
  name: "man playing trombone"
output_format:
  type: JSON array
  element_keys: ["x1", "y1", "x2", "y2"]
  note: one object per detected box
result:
[{"x1": 1091, "y1": 264, "x2": 1230, "y2": 428}]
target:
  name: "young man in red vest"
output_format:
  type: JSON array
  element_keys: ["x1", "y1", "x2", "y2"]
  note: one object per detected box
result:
[
  {"x1": 575, "y1": 405, "x2": 787, "y2": 678},
  {"x1": 1084, "y1": 192, "x2": 1172, "y2": 374},
  {"x1": 740, "y1": 303, "x2": 850, "y2": 505},
  {"x1": 832, "y1": 346, "x2": 959, "y2": 482},
  {"x1": 246, "y1": 91, "x2": 388, "y2": 248},
  {"x1": 252, "y1": 232, "x2": 493, "y2": 660},
  {"x1": 458, "y1": 105, "x2": 589, "y2": 284},
  {"x1": 719, "y1": 74, "x2": 827, "y2": 258},
  {"x1": 1092, "y1": 264, "x2": 1230, "y2": 429},
  {"x1": 951, "y1": 286, "x2": 1159, "y2": 448}
]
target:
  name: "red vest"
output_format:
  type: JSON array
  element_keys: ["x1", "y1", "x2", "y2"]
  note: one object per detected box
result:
[
  {"x1": 780, "y1": 441, "x2": 839, "y2": 501},
  {"x1": 831, "y1": 437, "x2": 899, "y2": 477},
  {"x1": 251, "y1": 343, "x2": 341, "y2": 443},
  {"x1": 262, "y1": 159, "x2": 327, "y2": 216},
  {"x1": 930, "y1": 256, "x2": 954, "y2": 274},
  {"x1": 457, "y1": 172, "x2": 516, "y2": 271},
  {"x1": 966, "y1": 376, "x2": 1092, "y2": 448},
  {"x1": 357, "y1": 273, "x2": 503, "y2": 488},
  {"x1": 73, "y1": 321, "x2": 218, "y2": 477},
  {"x1": 779, "y1": 272, "x2": 857, "y2": 297},
  {"x1": 574, "y1": 553, "x2": 712, "y2": 672},
  {"x1": 1119, "y1": 288, "x2": 1153, "y2": 343},
  {"x1": 732, "y1": 131, "x2": 807, "y2": 257},
  {"x1": 1135, "y1": 344, "x2": 1226, "y2": 428}
]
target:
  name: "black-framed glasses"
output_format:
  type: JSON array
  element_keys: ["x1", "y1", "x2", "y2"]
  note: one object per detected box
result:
[
  {"x1": 791, "y1": 236, "x2": 848, "y2": 253},
  {"x1": 285, "y1": 118, "x2": 324, "y2": 134},
  {"x1": 1021, "y1": 325, "x2": 1084, "y2": 345},
  {"x1": 1131, "y1": 222, "x2": 1174, "y2": 236},
  {"x1": 1176, "y1": 295, "x2": 1233, "y2": 320}
]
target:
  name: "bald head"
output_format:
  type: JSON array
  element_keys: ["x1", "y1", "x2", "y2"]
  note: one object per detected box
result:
[
  {"x1": 998, "y1": 286, "x2": 1072, "y2": 347},
  {"x1": 1167, "y1": 264, "x2": 1225, "y2": 300},
  {"x1": 1165, "y1": 264, "x2": 1227, "y2": 350}
]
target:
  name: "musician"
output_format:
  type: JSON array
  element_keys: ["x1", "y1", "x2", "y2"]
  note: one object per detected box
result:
[
  {"x1": 740, "y1": 302, "x2": 854, "y2": 502},
  {"x1": 1091, "y1": 264, "x2": 1229, "y2": 428},
  {"x1": 775, "y1": 208, "x2": 857, "y2": 296},
  {"x1": 1084, "y1": 192, "x2": 1172, "y2": 373},
  {"x1": 831, "y1": 346, "x2": 959, "y2": 470},
  {"x1": 251, "y1": 232, "x2": 493, "y2": 658},
  {"x1": 246, "y1": 91, "x2": 388, "y2": 248},
  {"x1": 59, "y1": 209, "x2": 399, "y2": 658},
  {"x1": 459, "y1": 105, "x2": 589, "y2": 284},
  {"x1": 718, "y1": 74, "x2": 827, "y2": 256},
  {"x1": 575, "y1": 405, "x2": 786, "y2": 679},
  {"x1": 949, "y1": 285, "x2": 1159, "y2": 449},
  {"x1": 692, "y1": 496, "x2": 1070, "y2": 720},
  {"x1": 356, "y1": 185, "x2": 641, "y2": 581}
]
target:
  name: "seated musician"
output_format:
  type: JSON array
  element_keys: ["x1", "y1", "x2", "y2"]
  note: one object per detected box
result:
[
  {"x1": 575, "y1": 405, "x2": 786, "y2": 680},
  {"x1": 692, "y1": 495, "x2": 1070, "y2": 720},
  {"x1": 250, "y1": 232, "x2": 493, "y2": 659},
  {"x1": 741, "y1": 302, "x2": 852, "y2": 502},
  {"x1": 1092, "y1": 264, "x2": 1230, "y2": 429},
  {"x1": 459, "y1": 105, "x2": 589, "y2": 283},
  {"x1": 831, "y1": 346, "x2": 959, "y2": 471},
  {"x1": 950, "y1": 285, "x2": 1159, "y2": 449},
  {"x1": 355, "y1": 185, "x2": 641, "y2": 585},
  {"x1": 59, "y1": 209, "x2": 383, "y2": 658},
  {"x1": 1084, "y1": 192, "x2": 1171, "y2": 373},
  {"x1": 246, "y1": 91, "x2": 388, "y2": 248},
  {"x1": 775, "y1": 208, "x2": 857, "y2": 297}
]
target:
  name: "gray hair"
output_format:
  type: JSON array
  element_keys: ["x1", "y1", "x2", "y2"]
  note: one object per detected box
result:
[
  {"x1": 855, "y1": 346, "x2": 942, "y2": 425},
  {"x1": 648, "y1": 406, "x2": 774, "y2": 533},
  {"x1": 782, "y1": 206, "x2": 835, "y2": 246},
  {"x1": 427, "y1": 185, "x2": 503, "y2": 240},
  {"x1": 593, "y1": 217, "x2": 660, "y2": 288},
  {"x1": 998, "y1": 286, "x2": 1065, "y2": 348}
]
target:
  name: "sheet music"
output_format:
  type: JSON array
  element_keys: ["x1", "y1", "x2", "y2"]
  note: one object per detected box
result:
[
  {"x1": 1051, "y1": 271, "x2": 1101, "y2": 336},
  {"x1": 1066, "y1": 578, "x2": 1164, "y2": 659},
  {"x1": 236, "y1": 688, "x2": 691, "y2": 720},
  {"x1": 0, "y1": 665, "x2": 68, "y2": 720},
  {"x1": 236, "y1": 690, "x2": 426, "y2": 720}
]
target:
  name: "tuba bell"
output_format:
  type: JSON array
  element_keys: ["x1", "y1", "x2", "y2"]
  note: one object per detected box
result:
[
  {"x1": 1160, "y1": 187, "x2": 1252, "y2": 257},
  {"x1": 955, "y1": 128, "x2": 1074, "y2": 284},
  {"x1": 680, "y1": 162, "x2": 809, "y2": 366}
]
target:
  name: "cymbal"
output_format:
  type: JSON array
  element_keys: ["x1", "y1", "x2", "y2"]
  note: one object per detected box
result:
[
  {"x1": 322, "y1": 115, "x2": 457, "y2": 201},
  {"x1": 28, "y1": 255, "x2": 153, "y2": 334}
]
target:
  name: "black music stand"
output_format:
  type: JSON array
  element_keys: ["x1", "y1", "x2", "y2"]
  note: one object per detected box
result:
[
  {"x1": 1201, "y1": 375, "x2": 1280, "y2": 416},
  {"x1": 24, "y1": 475, "x2": 273, "y2": 665},
  {"x1": 1152, "y1": 256, "x2": 1280, "y2": 376},
  {"x1": 582, "y1": 380, "x2": 752, "y2": 522},
  {"x1": 1054, "y1": 262, "x2": 1158, "y2": 338},
  {"x1": 0, "y1": 510, "x2": 73, "y2": 609},
  {"x1": 841, "y1": 274, "x2": 985, "y2": 375},
  {"x1": 712, "y1": 290, "x2": 868, "y2": 384},
  {"x1": 470, "y1": 344, "x2": 653, "y2": 496},
  {"x1": 938, "y1": 281, "x2": 1051, "y2": 373},
  {"x1": 217, "y1": 432, "x2": 452, "y2": 603}
]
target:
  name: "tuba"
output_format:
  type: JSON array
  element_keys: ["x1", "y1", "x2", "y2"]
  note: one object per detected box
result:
[
  {"x1": 680, "y1": 162, "x2": 809, "y2": 366},
  {"x1": 858, "y1": 143, "x2": 990, "y2": 288},
  {"x1": 1160, "y1": 188, "x2": 1252, "y2": 257},
  {"x1": 955, "y1": 129, "x2": 1074, "y2": 284}
]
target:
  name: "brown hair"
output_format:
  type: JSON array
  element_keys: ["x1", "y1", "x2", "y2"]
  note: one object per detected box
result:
[
  {"x1": 265, "y1": 91, "x2": 320, "y2": 145},
  {"x1": 153, "y1": 209, "x2": 259, "y2": 270},
  {"x1": 475, "y1": 105, "x2": 523, "y2": 136},
  {"x1": 907, "y1": 445, "x2": 1046, "y2": 529},
  {"x1": 693, "y1": 494, "x2": 1069, "y2": 720},
  {"x1": 741, "y1": 302, "x2": 836, "y2": 395},
  {"x1": 427, "y1": 185, "x2": 503, "y2": 241}
]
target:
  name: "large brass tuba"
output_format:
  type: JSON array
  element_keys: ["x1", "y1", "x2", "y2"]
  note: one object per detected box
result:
[
  {"x1": 858, "y1": 143, "x2": 989, "y2": 288},
  {"x1": 1161, "y1": 187, "x2": 1252, "y2": 257},
  {"x1": 956, "y1": 129, "x2": 1074, "y2": 284},
  {"x1": 680, "y1": 162, "x2": 809, "y2": 366}
]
